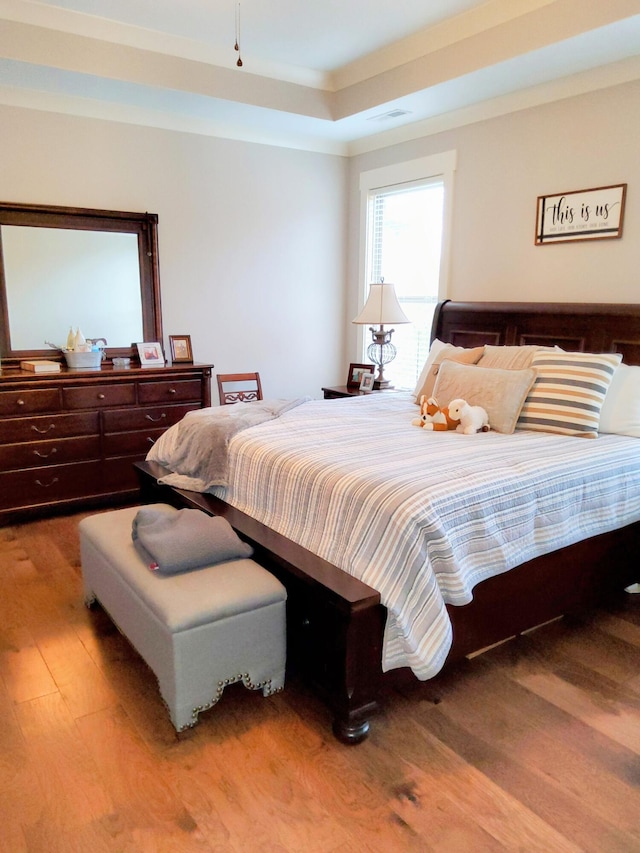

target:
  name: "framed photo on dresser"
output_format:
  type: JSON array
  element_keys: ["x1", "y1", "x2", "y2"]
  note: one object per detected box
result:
[
  {"x1": 136, "y1": 341, "x2": 165, "y2": 367},
  {"x1": 169, "y1": 335, "x2": 193, "y2": 363}
]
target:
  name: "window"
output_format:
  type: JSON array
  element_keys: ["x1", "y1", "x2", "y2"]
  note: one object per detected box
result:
[{"x1": 358, "y1": 152, "x2": 456, "y2": 389}]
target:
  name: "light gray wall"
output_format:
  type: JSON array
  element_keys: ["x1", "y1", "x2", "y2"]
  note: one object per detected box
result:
[
  {"x1": 0, "y1": 106, "x2": 348, "y2": 400},
  {"x1": 347, "y1": 78, "x2": 640, "y2": 354},
  {"x1": 2, "y1": 78, "x2": 638, "y2": 396}
]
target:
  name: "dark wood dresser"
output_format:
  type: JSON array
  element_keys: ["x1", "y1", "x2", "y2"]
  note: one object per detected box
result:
[{"x1": 0, "y1": 362, "x2": 212, "y2": 523}]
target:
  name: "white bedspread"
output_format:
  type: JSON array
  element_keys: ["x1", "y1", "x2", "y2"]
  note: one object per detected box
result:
[{"x1": 148, "y1": 392, "x2": 640, "y2": 679}]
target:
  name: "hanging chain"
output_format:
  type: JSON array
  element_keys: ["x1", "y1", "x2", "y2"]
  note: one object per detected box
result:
[{"x1": 234, "y1": 3, "x2": 243, "y2": 67}]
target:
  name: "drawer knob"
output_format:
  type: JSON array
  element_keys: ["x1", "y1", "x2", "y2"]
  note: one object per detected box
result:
[
  {"x1": 145, "y1": 412, "x2": 167, "y2": 422},
  {"x1": 31, "y1": 423, "x2": 55, "y2": 435},
  {"x1": 17, "y1": 398, "x2": 25, "y2": 406},
  {"x1": 168, "y1": 387, "x2": 176, "y2": 395},
  {"x1": 35, "y1": 477, "x2": 59, "y2": 488},
  {"x1": 33, "y1": 448, "x2": 58, "y2": 459},
  {"x1": 146, "y1": 437, "x2": 155, "y2": 445},
  {"x1": 97, "y1": 393, "x2": 106, "y2": 400}
]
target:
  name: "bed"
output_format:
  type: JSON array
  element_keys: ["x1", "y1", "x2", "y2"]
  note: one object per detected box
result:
[{"x1": 135, "y1": 301, "x2": 640, "y2": 743}]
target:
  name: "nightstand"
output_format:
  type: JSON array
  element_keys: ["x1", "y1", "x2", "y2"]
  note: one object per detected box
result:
[{"x1": 322, "y1": 385, "x2": 378, "y2": 399}]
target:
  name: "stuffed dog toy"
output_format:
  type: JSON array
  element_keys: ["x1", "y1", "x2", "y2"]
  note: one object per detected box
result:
[
  {"x1": 447, "y1": 398, "x2": 490, "y2": 434},
  {"x1": 412, "y1": 396, "x2": 460, "y2": 431}
]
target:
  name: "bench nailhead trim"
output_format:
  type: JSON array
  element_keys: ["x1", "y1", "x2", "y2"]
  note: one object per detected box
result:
[
  {"x1": 176, "y1": 672, "x2": 283, "y2": 731},
  {"x1": 85, "y1": 592, "x2": 283, "y2": 732}
]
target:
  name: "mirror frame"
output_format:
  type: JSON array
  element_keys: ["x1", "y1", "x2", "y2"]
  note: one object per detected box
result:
[{"x1": 0, "y1": 201, "x2": 163, "y2": 366}]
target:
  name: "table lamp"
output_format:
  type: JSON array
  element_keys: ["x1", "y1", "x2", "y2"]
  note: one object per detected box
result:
[{"x1": 352, "y1": 281, "x2": 410, "y2": 389}]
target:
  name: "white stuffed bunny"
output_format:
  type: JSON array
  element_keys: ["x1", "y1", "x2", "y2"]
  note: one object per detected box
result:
[{"x1": 447, "y1": 398, "x2": 490, "y2": 435}]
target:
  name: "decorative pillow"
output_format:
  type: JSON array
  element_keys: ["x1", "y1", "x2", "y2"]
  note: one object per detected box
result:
[
  {"x1": 599, "y1": 363, "x2": 640, "y2": 437},
  {"x1": 413, "y1": 339, "x2": 449, "y2": 398},
  {"x1": 432, "y1": 360, "x2": 536, "y2": 434},
  {"x1": 477, "y1": 345, "x2": 542, "y2": 369},
  {"x1": 517, "y1": 351, "x2": 622, "y2": 438},
  {"x1": 414, "y1": 344, "x2": 485, "y2": 402}
]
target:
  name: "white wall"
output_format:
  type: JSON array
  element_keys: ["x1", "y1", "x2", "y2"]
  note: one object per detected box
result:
[
  {"x1": 0, "y1": 105, "x2": 348, "y2": 400},
  {"x1": 347, "y1": 78, "x2": 640, "y2": 353}
]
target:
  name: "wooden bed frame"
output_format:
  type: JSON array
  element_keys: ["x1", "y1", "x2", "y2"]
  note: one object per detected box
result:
[{"x1": 135, "y1": 301, "x2": 640, "y2": 744}]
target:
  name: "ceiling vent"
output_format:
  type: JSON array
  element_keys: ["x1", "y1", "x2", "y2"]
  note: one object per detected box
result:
[{"x1": 367, "y1": 108, "x2": 412, "y2": 122}]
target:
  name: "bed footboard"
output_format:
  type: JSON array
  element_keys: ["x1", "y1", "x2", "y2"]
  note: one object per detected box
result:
[{"x1": 135, "y1": 460, "x2": 386, "y2": 744}]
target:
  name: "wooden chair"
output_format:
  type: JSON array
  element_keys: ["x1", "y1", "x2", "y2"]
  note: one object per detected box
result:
[{"x1": 217, "y1": 372, "x2": 263, "y2": 405}]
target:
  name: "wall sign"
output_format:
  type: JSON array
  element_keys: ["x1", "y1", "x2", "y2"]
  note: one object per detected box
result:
[{"x1": 535, "y1": 183, "x2": 626, "y2": 245}]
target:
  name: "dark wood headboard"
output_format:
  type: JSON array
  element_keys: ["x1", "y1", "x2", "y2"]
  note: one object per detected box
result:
[{"x1": 432, "y1": 301, "x2": 640, "y2": 366}]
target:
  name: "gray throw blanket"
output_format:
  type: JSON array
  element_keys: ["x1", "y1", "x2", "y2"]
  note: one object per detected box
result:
[
  {"x1": 132, "y1": 506, "x2": 253, "y2": 574},
  {"x1": 150, "y1": 397, "x2": 309, "y2": 491}
]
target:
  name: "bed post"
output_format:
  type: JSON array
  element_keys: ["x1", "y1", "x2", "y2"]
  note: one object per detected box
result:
[
  {"x1": 329, "y1": 599, "x2": 386, "y2": 744},
  {"x1": 430, "y1": 299, "x2": 450, "y2": 344}
]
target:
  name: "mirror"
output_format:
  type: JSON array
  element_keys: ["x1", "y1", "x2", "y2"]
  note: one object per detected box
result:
[{"x1": 0, "y1": 201, "x2": 163, "y2": 365}]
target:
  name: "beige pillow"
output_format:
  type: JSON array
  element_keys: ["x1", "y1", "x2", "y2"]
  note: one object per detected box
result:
[
  {"x1": 432, "y1": 360, "x2": 537, "y2": 434},
  {"x1": 477, "y1": 345, "x2": 541, "y2": 369},
  {"x1": 414, "y1": 345, "x2": 484, "y2": 402}
]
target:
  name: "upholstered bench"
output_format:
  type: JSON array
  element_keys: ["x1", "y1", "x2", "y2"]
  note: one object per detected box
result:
[{"x1": 79, "y1": 504, "x2": 287, "y2": 731}]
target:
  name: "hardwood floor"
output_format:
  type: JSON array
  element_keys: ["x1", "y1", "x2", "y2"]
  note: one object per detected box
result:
[{"x1": 2, "y1": 511, "x2": 640, "y2": 852}]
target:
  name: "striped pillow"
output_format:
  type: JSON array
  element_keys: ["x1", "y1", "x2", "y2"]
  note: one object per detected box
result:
[{"x1": 517, "y1": 351, "x2": 622, "y2": 438}]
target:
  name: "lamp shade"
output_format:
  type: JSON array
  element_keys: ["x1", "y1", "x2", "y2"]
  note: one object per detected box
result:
[{"x1": 352, "y1": 282, "x2": 410, "y2": 326}]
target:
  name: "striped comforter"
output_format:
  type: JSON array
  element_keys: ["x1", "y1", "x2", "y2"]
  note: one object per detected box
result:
[{"x1": 148, "y1": 392, "x2": 640, "y2": 679}]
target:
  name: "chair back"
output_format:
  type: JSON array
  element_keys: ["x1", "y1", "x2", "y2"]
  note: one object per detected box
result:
[{"x1": 217, "y1": 372, "x2": 263, "y2": 405}]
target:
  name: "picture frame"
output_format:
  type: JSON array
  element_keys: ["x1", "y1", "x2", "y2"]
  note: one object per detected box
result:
[
  {"x1": 347, "y1": 362, "x2": 374, "y2": 389},
  {"x1": 359, "y1": 372, "x2": 375, "y2": 392},
  {"x1": 535, "y1": 183, "x2": 626, "y2": 245},
  {"x1": 136, "y1": 341, "x2": 165, "y2": 367},
  {"x1": 169, "y1": 334, "x2": 193, "y2": 363}
]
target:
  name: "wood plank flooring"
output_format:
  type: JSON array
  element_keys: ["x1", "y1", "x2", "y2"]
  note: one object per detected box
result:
[{"x1": 2, "y1": 510, "x2": 640, "y2": 852}]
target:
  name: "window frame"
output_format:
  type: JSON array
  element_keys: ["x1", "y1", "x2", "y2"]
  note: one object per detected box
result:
[{"x1": 356, "y1": 151, "x2": 457, "y2": 367}]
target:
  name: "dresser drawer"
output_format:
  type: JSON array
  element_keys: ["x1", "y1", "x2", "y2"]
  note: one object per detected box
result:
[
  {"x1": 103, "y1": 427, "x2": 166, "y2": 457},
  {"x1": 0, "y1": 388, "x2": 61, "y2": 415},
  {"x1": 0, "y1": 461, "x2": 104, "y2": 510},
  {"x1": 0, "y1": 412, "x2": 100, "y2": 444},
  {"x1": 0, "y1": 436, "x2": 101, "y2": 471},
  {"x1": 102, "y1": 403, "x2": 200, "y2": 433},
  {"x1": 102, "y1": 456, "x2": 144, "y2": 492},
  {"x1": 138, "y1": 379, "x2": 202, "y2": 404},
  {"x1": 62, "y1": 383, "x2": 136, "y2": 410}
]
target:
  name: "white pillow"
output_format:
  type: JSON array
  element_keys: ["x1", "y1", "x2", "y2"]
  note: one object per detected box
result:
[
  {"x1": 412, "y1": 339, "x2": 449, "y2": 399},
  {"x1": 599, "y1": 363, "x2": 640, "y2": 437}
]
